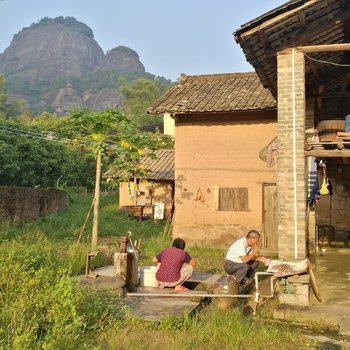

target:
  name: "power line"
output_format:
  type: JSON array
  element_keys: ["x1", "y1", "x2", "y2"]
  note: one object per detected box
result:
[
  {"x1": 0, "y1": 126, "x2": 56, "y2": 139},
  {"x1": 0, "y1": 125, "x2": 113, "y2": 148},
  {"x1": 304, "y1": 53, "x2": 350, "y2": 67}
]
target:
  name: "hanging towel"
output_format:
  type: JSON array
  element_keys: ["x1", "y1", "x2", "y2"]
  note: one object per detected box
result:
[{"x1": 306, "y1": 130, "x2": 319, "y2": 201}]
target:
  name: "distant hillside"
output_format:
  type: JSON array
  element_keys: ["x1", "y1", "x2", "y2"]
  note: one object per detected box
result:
[{"x1": 0, "y1": 17, "x2": 170, "y2": 114}]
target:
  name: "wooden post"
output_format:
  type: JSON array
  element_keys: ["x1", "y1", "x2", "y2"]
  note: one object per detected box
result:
[
  {"x1": 91, "y1": 149, "x2": 101, "y2": 252},
  {"x1": 77, "y1": 198, "x2": 95, "y2": 244}
]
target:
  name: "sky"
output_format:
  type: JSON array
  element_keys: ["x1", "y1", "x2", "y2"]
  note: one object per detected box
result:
[{"x1": 0, "y1": 0, "x2": 286, "y2": 81}]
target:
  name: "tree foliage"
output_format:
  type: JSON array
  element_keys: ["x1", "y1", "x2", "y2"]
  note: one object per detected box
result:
[
  {"x1": 119, "y1": 77, "x2": 172, "y2": 126},
  {"x1": 0, "y1": 119, "x2": 95, "y2": 189},
  {"x1": 0, "y1": 104, "x2": 173, "y2": 190},
  {"x1": 66, "y1": 109, "x2": 171, "y2": 187},
  {"x1": 16, "y1": 16, "x2": 94, "y2": 40},
  {"x1": 120, "y1": 77, "x2": 171, "y2": 115}
]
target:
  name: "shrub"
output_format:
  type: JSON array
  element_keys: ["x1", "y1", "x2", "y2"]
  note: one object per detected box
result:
[{"x1": 0, "y1": 232, "x2": 121, "y2": 349}]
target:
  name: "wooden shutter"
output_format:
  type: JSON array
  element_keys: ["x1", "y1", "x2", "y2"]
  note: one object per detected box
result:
[{"x1": 218, "y1": 187, "x2": 249, "y2": 211}]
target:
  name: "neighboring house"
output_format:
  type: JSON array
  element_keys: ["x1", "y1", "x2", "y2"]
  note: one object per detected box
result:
[
  {"x1": 163, "y1": 113, "x2": 175, "y2": 137},
  {"x1": 118, "y1": 148, "x2": 174, "y2": 220},
  {"x1": 148, "y1": 72, "x2": 278, "y2": 250}
]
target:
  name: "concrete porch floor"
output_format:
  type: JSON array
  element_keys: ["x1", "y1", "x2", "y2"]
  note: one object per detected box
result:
[{"x1": 312, "y1": 248, "x2": 350, "y2": 307}]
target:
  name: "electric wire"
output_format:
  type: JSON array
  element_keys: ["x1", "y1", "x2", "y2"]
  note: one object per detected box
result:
[
  {"x1": 303, "y1": 53, "x2": 350, "y2": 67},
  {"x1": 0, "y1": 125, "x2": 118, "y2": 149}
]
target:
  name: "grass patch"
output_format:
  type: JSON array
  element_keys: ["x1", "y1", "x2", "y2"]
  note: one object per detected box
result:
[
  {"x1": 0, "y1": 191, "x2": 316, "y2": 349},
  {"x1": 95, "y1": 307, "x2": 308, "y2": 350},
  {"x1": 0, "y1": 192, "x2": 166, "y2": 243}
]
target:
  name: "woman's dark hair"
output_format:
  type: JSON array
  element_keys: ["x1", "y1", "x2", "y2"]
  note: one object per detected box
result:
[{"x1": 172, "y1": 238, "x2": 186, "y2": 250}]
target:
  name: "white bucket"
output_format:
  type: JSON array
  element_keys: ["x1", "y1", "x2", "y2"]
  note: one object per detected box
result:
[{"x1": 139, "y1": 266, "x2": 158, "y2": 287}]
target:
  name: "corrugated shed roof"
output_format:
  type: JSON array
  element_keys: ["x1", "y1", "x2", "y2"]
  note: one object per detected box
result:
[
  {"x1": 234, "y1": 0, "x2": 350, "y2": 97},
  {"x1": 147, "y1": 72, "x2": 276, "y2": 115},
  {"x1": 142, "y1": 148, "x2": 174, "y2": 180}
]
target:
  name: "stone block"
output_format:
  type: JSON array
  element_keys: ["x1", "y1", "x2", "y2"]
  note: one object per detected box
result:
[
  {"x1": 287, "y1": 274, "x2": 310, "y2": 284},
  {"x1": 278, "y1": 292, "x2": 309, "y2": 307},
  {"x1": 295, "y1": 284, "x2": 309, "y2": 297}
]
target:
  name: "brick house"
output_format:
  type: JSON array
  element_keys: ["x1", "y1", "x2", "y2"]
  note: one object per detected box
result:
[
  {"x1": 148, "y1": 72, "x2": 278, "y2": 252},
  {"x1": 149, "y1": 0, "x2": 350, "y2": 259},
  {"x1": 234, "y1": 0, "x2": 350, "y2": 259}
]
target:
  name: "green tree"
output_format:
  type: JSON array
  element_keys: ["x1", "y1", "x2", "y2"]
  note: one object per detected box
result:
[
  {"x1": 119, "y1": 77, "x2": 172, "y2": 126},
  {"x1": 67, "y1": 108, "x2": 166, "y2": 250},
  {"x1": 0, "y1": 119, "x2": 95, "y2": 188},
  {"x1": 68, "y1": 109, "x2": 132, "y2": 251},
  {"x1": 0, "y1": 75, "x2": 7, "y2": 118}
]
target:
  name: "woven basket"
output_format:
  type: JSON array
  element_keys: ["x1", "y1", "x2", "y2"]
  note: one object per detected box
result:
[{"x1": 317, "y1": 120, "x2": 345, "y2": 142}]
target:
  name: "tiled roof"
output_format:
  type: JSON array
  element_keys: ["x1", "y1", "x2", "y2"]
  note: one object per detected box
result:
[
  {"x1": 142, "y1": 148, "x2": 174, "y2": 180},
  {"x1": 105, "y1": 148, "x2": 174, "y2": 181},
  {"x1": 147, "y1": 72, "x2": 276, "y2": 115},
  {"x1": 234, "y1": 0, "x2": 350, "y2": 96}
]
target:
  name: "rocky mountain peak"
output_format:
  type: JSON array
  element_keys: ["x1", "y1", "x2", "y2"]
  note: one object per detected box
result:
[
  {"x1": 97, "y1": 46, "x2": 145, "y2": 73},
  {"x1": 0, "y1": 17, "x2": 151, "y2": 113},
  {"x1": 0, "y1": 17, "x2": 104, "y2": 80}
]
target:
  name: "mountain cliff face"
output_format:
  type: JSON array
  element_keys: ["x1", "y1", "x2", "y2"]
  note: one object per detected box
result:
[
  {"x1": 0, "y1": 19, "x2": 104, "y2": 80},
  {"x1": 96, "y1": 46, "x2": 145, "y2": 73},
  {"x1": 0, "y1": 17, "x2": 150, "y2": 114}
]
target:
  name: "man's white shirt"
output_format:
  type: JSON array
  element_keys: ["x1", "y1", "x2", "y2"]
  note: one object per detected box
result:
[{"x1": 225, "y1": 237, "x2": 252, "y2": 263}]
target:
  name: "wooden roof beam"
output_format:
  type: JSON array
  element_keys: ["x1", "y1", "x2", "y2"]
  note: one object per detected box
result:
[
  {"x1": 297, "y1": 10, "x2": 306, "y2": 28},
  {"x1": 296, "y1": 43, "x2": 350, "y2": 53},
  {"x1": 239, "y1": 0, "x2": 319, "y2": 37},
  {"x1": 305, "y1": 149, "x2": 350, "y2": 157},
  {"x1": 265, "y1": 7, "x2": 350, "y2": 57},
  {"x1": 343, "y1": 19, "x2": 350, "y2": 64}
]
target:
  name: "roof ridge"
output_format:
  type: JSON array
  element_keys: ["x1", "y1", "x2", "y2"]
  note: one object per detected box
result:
[{"x1": 179, "y1": 72, "x2": 257, "y2": 81}]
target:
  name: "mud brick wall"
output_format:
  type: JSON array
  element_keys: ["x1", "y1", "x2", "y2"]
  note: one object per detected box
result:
[
  {"x1": 174, "y1": 112, "x2": 277, "y2": 248},
  {"x1": 0, "y1": 186, "x2": 69, "y2": 223}
]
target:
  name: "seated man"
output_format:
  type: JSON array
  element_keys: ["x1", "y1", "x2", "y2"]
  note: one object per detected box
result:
[
  {"x1": 152, "y1": 238, "x2": 196, "y2": 292},
  {"x1": 224, "y1": 230, "x2": 267, "y2": 287}
]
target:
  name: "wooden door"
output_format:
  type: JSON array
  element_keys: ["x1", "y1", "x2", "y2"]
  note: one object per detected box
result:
[{"x1": 262, "y1": 183, "x2": 278, "y2": 251}]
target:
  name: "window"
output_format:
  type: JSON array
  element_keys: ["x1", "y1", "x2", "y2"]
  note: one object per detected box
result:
[{"x1": 215, "y1": 187, "x2": 249, "y2": 211}]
